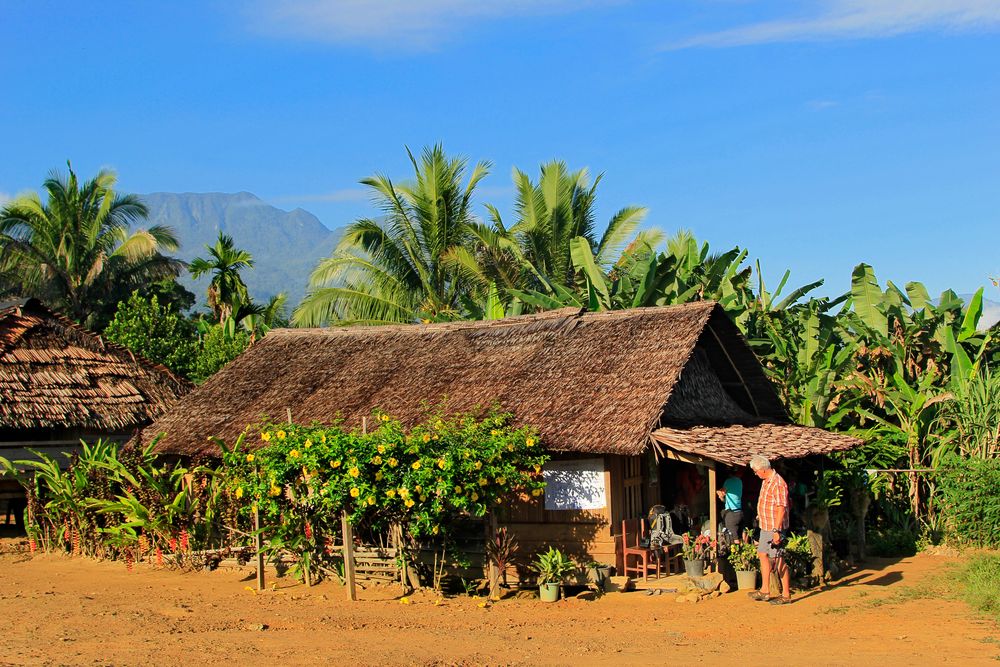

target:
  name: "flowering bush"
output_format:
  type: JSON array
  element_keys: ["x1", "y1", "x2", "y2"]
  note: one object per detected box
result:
[
  {"x1": 219, "y1": 408, "x2": 548, "y2": 584},
  {"x1": 680, "y1": 532, "x2": 716, "y2": 562},
  {"x1": 726, "y1": 531, "x2": 760, "y2": 571}
]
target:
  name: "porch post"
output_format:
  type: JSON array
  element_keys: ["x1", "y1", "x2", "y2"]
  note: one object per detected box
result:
[{"x1": 708, "y1": 466, "x2": 718, "y2": 547}]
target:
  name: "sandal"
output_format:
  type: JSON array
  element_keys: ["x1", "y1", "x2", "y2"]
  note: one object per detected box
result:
[
  {"x1": 768, "y1": 596, "x2": 792, "y2": 605},
  {"x1": 747, "y1": 591, "x2": 770, "y2": 602}
]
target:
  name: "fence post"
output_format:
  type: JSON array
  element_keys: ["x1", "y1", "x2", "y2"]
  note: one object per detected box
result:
[
  {"x1": 341, "y1": 510, "x2": 357, "y2": 601},
  {"x1": 254, "y1": 504, "x2": 265, "y2": 591}
]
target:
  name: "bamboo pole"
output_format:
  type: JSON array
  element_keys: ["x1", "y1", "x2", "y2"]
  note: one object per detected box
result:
[
  {"x1": 708, "y1": 466, "x2": 718, "y2": 571},
  {"x1": 341, "y1": 510, "x2": 357, "y2": 601}
]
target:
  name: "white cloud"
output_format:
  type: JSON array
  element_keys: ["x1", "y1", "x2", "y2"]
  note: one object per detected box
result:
[
  {"x1": 244, "y1": 0, "x2": 618, "y2": 49},
  {"x1": 665, "y1": 0, "x2": 1000, "y2": 49}
]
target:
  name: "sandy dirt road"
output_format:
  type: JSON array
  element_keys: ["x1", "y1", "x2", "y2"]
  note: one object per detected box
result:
[{"x1": 0, "y1": 542, "x2": 997, "y2": 666}]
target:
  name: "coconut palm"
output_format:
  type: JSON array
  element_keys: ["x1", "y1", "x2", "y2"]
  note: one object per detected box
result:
[
  {"x1": 294, "y1": 145, "x2": 490, "y2": 326},
  {"x1": 0, "y1": 163, "x2": 182, "y2": 328},
  {"x1": 188, "y1": 232, "x2": 255, "y2": 322}
]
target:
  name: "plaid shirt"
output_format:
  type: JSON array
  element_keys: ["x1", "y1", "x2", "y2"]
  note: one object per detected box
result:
[{"x1": 757, "y1": 471, "x2": 789, "y2": 532}]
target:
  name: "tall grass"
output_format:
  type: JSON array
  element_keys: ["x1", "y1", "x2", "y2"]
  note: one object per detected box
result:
[{"x1": 955, "y1": 553, "x2": 1000, "y2": 623}]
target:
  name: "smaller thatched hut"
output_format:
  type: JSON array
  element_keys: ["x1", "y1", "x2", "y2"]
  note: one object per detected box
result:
[
  {"x1": 142, "y1": 302, "x2": 858, "y2": 571},
  {"x1": 0, "y1": 298, "x2": 190, "y2": 520}
]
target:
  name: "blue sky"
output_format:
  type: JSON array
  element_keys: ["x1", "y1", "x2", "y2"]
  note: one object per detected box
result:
[{"x1": 1, "y1": 1, "x2": 998, "y2": 299}]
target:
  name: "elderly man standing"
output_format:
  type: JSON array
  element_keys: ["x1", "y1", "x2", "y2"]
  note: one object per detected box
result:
[{"x1": 748, "y1": 455, "x2": 792, "y2": 605}]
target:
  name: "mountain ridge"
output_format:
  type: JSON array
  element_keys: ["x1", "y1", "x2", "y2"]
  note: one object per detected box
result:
[{"x1": 139, "y1": 192, "x2": 342, "y2": 310}]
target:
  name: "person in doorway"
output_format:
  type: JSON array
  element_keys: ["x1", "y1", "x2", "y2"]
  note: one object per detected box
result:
[
  {"x1": 747, "y1": 455, "x2": 792, "y2": 605},
  {"x1": 716, "y1": 468, "x2": 743, "y2": 545}
]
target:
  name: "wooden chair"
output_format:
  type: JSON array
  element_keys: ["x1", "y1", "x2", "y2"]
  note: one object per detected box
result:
[{"x1": 622, "y1": 518, "x2": 663, "y2": 581}]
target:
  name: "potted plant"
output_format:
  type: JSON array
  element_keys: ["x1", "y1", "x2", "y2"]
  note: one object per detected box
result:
[
  {"x1": 532, "y1": 547, "x2": 577, "y2": 602},
  {"x1": 726, "y1": 530, "x2": 760, "y2": 591},
  {"x1": 680, "y1": 532, "x2": 715, "y2": 578},
  {"x1": 586, "y1": 561, "x2": 612, "y2": 592}
]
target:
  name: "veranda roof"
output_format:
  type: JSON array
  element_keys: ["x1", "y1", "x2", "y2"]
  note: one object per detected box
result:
[
  {"x1": 650, "y1": 424, "x2": 861, "y2": 467},
  {"x1": 140, "y1": 301, "x2": 845, "y2": 459},
  {"x1": 0, "y1": 298, "x2": 190, "y2": 431}
]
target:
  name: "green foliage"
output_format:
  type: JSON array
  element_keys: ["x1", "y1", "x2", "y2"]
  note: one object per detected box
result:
[
  {"x1": 726, "y1": 535, "x2": 760, "y2": 571},
  {"x1": 189, "y1": 232, "x2": 255, "y2": 323},
  {"x1": 104, "y1": 292, "x2": 198, "y2": 377},
  {"x1": 955, "y1": 553, "x2": 1000, "y2": 623},
  {"x1": 220, "y1": 409, "x2": 548, "y2": 585},
  {"x1": 190, "y1": 323, "x2": 251, "y2": 384},
  {"x1": 783, "y1": 533, "x2": 816, "y2": 578},
  {"x1": 945, "y1": 367, "x2": 1000, "y2": 459},
  {"x1": 531, "y1": 546, "x2": 577, "y2": 584},
  {"x1": 936, "y1": 455, "x2": 1000, "y2": 548},
  {"x1": 0, "y1": 163, "x2": 183, "y2": 329},
  {"x1": 867, "y1": 527, "x2": 919, "y2": 557},
  {"x1": 0, "y1": 439, "x2": 225, "y2": 565}
]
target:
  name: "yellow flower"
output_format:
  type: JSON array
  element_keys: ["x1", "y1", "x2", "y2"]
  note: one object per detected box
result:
[
  {"x1": 471, "y1": 492, "x2": 479, "y2": 502},
  {"x1": 349, "y1": 467, "x2": 360, "y2": 478},
  {"x1": 246, "y1": 453, "x2": 255, "y2": 463},
  {"x1": 373, "y1": 455, "x2": 383, "y2": 464},
  {"x1": 387, "y1": 489, "x2": 396, "y2": 498},
  {"x1": 277, "y1": 430, "x2": 286, "y2": 440},
  {"x1": 320, "y1": 434, "x2": 327, "y2": 443},
  {"x1": 490, "y1": 429, "x2": 499, "y2": 436},
  {"x1": 532, "y1": 488, "x2": 543, "y2": 497},
  {"x1": 289, "y1": 449, "x2": 300, "y2": 459},
  {"x1": 507, "y1": 445, "x2": 515, "y2": 452},
  {"x1": 261, "y1": 432, "x2": 271, "y2": 442},
  {"x1": 304, "y1": 439, "x2": 312, "y2": 449},
  {"x1": 377, "y1": 445, "x2": 386, "y2": 454},
  {"x1": 388, "y1": 458, "x2": 398, "y2": 467},
  {"x1": 398, "y1": 488, "x2": 409, "y2": 498},
  {"x1": 411, "y1": 461, "x2": 421, "y2": 470},
  {"x1": 496, "y1": 477, "x2": 506, "y2": 485},
  {"x1": 367, "y1": 496, "x2": 375, "y2": 505},
  {"x1": 350, "y1": 487, "x2": 360, "y2": 498},
  {"x1": 534, "y1": 465, "x2": 542, "y2": 473},
  {"x1": 415, "y1": 485, "x2": 422, "y2": 492},
  {"x1": 526, "y1": 437, "x2": 535, "y2": 447},
  {"x1": 431, "y1": 434, "x2": 438, "y2": 441},
  {"x1": 437, "y1": 459, "x2": 446, "y2": 470},
  {"x1": 331, "y1": 460, "x2": 341, "y2": 469},
  {"x1": 375, "y1": 471, "x2": 384, "y2": 481},
  {"x1": 405, "y1": 499, "x2": 415, "y2": 508},
  {"x1": 434, "y1": 420, "x2": 443, "y2": 430},
  {"x1": 478, "y1": 477, "x2": 488, "y2": 487},
  {"x1": 381, "y1": 414, "x2": 390, "y2": 422},
  {"x1": 235, "y1": 486, "x2": 244, "y2": 499},
  {"x1": 422, "y1": 434, "x2": 431, "y2": 443},
  {"x1": 419, "y1": 494, "x2": 427, "y2": 502},
  {"x1": 269, "y1": 485, "x2": 281, "y2": 497},
  {"x1": 454, "y1": 485, "x2": 462, "y2": 494},
  {"x1": 432, "y1": 525, "x2": 440, "y2": 535},
  {"x1": 474, "y1": 461, "x2": 482, "y2": 470}
]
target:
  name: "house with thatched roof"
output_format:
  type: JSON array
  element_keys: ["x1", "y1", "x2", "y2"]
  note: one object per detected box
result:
[
  {"x1": 1, "y1": 298, "x2": 190, "y2": 521},
  {"x1": 141, "y1": 302, "x2": 858, "y2": 569}
]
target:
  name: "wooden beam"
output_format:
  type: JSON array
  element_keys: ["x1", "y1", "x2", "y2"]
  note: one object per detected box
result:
[
  {"x1": 708, "y1": 466, "x2": 718, "y2": 550},
  {"x1": 662, "y1": 448, "x2": 716, "y2": 469},
  {"x1": 253, "y1": 505, "x2": 265, "y2": 591},
  {"x1": 341, "y1": 510, "x2": 357, "y2": 601}
]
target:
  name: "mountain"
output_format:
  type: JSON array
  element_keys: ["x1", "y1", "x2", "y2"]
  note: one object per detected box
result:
[{"x1": 140, "y1": 192, "x2": 342, "y2": 310}]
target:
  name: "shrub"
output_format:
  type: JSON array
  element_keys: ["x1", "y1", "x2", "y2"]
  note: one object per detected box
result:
[
  {"x1": 104, "y1": 292, "x2": 198, "y2": 377},
  {"x1": 935, "y1": 456, "x2": 1000, "y2": 548},
  {"x1": 191, "y1": 324, "x2": 250, "y2": 383},
  {"x1": 867, "y1": 527, "x2": 919, "y2": 557}
]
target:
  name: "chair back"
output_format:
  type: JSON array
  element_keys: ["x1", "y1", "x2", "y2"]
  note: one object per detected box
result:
[{"x1": 621, "y1": 518, "x2": 647, "y2": 549}]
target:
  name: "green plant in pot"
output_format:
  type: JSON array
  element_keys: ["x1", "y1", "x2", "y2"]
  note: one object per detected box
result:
[
  {"x1": 726, "y1": 530, "x2": 760, "y2": 591},
  {"x1": 532, "y1": 547, "x2": 576, "y2": 602}
]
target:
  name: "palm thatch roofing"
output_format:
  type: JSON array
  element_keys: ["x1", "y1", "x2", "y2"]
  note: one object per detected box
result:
[
  {"x1": 143, "y1": 301, "x2": 859, "y2": 463},
  {"x1": 650, "y1": 424, "x2": 859, "y2": 467},
  {"x1": 0, "y1": 298, "x2": 191, "y2": 432}
]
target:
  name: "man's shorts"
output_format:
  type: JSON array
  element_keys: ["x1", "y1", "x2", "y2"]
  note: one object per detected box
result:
[{"x1": 757, "y1": 529, "x2": 784, "y2": 559}]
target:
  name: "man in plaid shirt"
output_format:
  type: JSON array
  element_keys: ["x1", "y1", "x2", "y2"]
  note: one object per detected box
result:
[{"x1": 748, "y1": 455, "x2": 792, "y2": 604}]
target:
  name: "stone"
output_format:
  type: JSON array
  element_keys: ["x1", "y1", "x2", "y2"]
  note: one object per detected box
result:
[
  {"x1": 720, "y1": 581, "x2": 731, "y2": 594},
  {"x1": 690, "y1": 572, "x2": 725, "y2": 592},
  {"x1": 576, "y1": 591, "x2": 597, "y2": 601},
  {"x1": 710, "y1": 591, "x2": 722, "y2": 598}
]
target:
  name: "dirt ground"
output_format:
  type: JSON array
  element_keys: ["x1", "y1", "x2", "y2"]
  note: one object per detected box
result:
[{"x1": 0, "y1": 538, "x2": 997, "y2": 666}]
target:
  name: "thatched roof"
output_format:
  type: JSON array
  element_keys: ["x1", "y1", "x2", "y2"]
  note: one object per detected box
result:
[
  {"x1": 142, "y1": 301, "x2": 827, "y2": 458},
  {"x1": 650, "y1": 424, "x2": 861, "y2": 466},
  {"x1": 0, "y1": 298, "x2": 191, "y2": 432}
]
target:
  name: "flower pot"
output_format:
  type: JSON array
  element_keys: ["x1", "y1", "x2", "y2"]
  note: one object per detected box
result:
[
  {"x1": 587, "y1": 565, "x2": 611, "y2": 591},
  {"x1": 683, "y1": 559, "x2": 704, "y2": 578},
  {"x1": 735, "y1": 569, "x2": 758, "y2": 591},
  {"x1": 539, "y1": 582, "x2": 561, "y2": 602}
]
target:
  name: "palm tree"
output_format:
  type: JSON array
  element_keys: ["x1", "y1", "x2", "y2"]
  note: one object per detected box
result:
[
  {"x1": 294, "y1": 145, "x2": 490, "y2": 326},
  {"x1": 447, "y1": 161, "x2": 654, "y2": 308},
  {"x1": 0, "y1": 163, "x2": 182, "y2": 328},
  {"x1": 188, "y1": 232, "x2": 255, "y2": 322}
]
